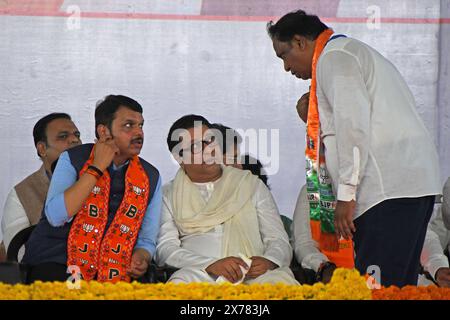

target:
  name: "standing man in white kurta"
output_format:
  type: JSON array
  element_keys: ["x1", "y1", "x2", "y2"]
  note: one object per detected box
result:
[
  {"x1": 268, "y1": 10, "x2": 441, "y2": 287},
  {"x1": 156, "y1": 114, "x2": 298, "y2": 285}
]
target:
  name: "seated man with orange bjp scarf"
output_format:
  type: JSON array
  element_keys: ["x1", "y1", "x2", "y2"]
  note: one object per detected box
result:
[
  {"x1": 23, "y1": 95, "x2": 162, "y2": 283},
  {"x1": 156, "y1": 114, "x2": 298, "y2": 285}
]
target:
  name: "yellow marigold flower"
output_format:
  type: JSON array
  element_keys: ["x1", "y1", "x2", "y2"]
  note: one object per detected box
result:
[{"x1": 0, "y1": 268, "x2": 443, "y2": 300}]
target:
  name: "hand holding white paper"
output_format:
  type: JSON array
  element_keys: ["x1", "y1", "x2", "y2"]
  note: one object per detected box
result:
[{"x1": 216, "y1": 253, "x2": 252, "y2": 285}]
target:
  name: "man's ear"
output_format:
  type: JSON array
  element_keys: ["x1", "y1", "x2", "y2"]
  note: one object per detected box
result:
[
  {"x1": 36, "y1": 142, "x2": 47, "y2": 158},
  {"x1": 96, "y1": 125, "x2": 111, "y2": 140}
]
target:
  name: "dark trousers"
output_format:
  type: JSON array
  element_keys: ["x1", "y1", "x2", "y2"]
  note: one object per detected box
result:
[
  {"x1": 27, "y1": 262, "x2": 69, "y2": 283},
  {"x1": 27, "y1": 262, "x2": 158, "y2": 284},
  {"x1": 353, "y1": 196, "x2": 435, "y2": 288}
]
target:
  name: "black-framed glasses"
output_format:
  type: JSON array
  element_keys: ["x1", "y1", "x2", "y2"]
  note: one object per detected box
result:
[{"x1": 181, "y1": 135, "x2": 216, "y2": 156}]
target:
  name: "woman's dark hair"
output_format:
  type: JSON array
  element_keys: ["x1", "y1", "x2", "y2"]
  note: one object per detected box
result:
[
  {"x1": 242, "y1": 154, "x2": 269, "y2": 188},
  {"x1": 267, "y1": 10, "x2": 329, "y2": 42},
  {"x1": 210, "y1": 123, "x2": 242, "y2": 154}
]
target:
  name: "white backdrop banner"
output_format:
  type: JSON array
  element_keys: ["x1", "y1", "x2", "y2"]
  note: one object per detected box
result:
[{"x1": 0, "y1": 0, "x2": 449, "y2": 240}]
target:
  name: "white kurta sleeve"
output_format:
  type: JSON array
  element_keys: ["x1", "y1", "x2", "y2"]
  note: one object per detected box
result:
[
  {"x1": 317, "y1": 50, "x2": 371, "y2": 202},
  {"x1": 255, "y1": 180, "x2": 293, "y2": 268},
  {"x1": 292, "y1": 185, "x2": 329, "y2": 272},
  {"x1": 1, "y1": 188, "x2": 31, "y2": 251},
  {"x1": 442, "y1": 178, "x2": 450, "y2": 229},
  {"x1": 420, "y1": 205, "x2": 450, "y2": 280},
  {"x1": 155, "y1": 187, "x2": 217, "y2": 270}
]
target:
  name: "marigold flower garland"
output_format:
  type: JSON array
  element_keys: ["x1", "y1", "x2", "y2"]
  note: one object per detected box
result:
[
  {"x1": 0, "y1": 268, "x2": 449, "y2": 300},
  {"x1": 373, "y1": 285, "x2": 450, "y2": 300}
]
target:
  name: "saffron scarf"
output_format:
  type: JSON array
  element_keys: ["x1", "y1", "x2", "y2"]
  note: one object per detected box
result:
[
  {"x1": 306, "y1": 28, "x2": 340, "y2": 252},
  {"x1": 306, "y1": 29, "x2": 355, "y2": 267},
  {"x1": 67, "y1": 147, "x2": 150, "y2": 283}
]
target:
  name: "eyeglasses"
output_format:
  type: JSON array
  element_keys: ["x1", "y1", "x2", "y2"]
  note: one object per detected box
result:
[{"x1": 181, "y1": 136, "x2": 216, "y2": 156}]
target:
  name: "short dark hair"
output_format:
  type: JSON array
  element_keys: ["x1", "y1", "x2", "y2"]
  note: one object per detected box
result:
[
  {"x1": 33, "y1": 113, "x2": 72, "y2": 147},
  {"x1": 167, "y1": 114, "x2": 212, "y2": 152},
  {"x1": 242, "y1": 154, "x2": 269, "y2": 187},
  {"x1": 210, "y1": 123, "x2": 242, "y2": 154},
  {"x1": 95, "y1": 95, "x2": 143, "y2": 138},
  {"x1": 267, "y1": 10, "x2": 329, "y2": 42}
]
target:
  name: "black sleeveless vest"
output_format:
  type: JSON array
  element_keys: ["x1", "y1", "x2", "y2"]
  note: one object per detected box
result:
[{"x1": 23, "y1": 143, "x2": 160, "y2": 266}]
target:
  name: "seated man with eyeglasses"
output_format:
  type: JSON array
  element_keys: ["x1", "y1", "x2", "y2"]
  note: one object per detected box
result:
[{"x1": 155, "y1": 114, "x2": 298, "y2": 284}]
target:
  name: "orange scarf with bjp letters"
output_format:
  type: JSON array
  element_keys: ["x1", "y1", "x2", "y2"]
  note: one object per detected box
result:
[
  {"x1": 67, "y1": 147, "x2": 150, "y2": 283},
  {"x1": 306, "y1": 29, "x2": 354, "y2": 268}
]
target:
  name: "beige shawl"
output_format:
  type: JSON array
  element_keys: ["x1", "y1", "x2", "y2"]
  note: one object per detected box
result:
[{"x1": 169, "y1": 166, "x2": 264, "y2": 258}]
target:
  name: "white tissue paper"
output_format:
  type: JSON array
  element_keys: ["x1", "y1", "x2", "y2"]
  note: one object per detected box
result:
[{"x1": 216, "y1": 253, "x2": 252, "y2": 285}]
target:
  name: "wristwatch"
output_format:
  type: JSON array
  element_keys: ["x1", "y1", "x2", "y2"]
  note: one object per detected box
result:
[{"x1": 316, "y1": 261, "x2": 337, "y2": 282}]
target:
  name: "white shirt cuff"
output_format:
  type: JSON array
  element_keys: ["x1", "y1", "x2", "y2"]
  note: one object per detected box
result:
[
  {"x1": 199, "y1": 258, "x2": 220, "y2": 271},
  {"x1": 427, "y1": 256, "x2": 450, "y2": 281},
  {"x1": 263, "y1": 255, "x2": 284, "y2": 269},
  {"x1": 300, "y1": 254, "x2": 329, "y2": 272},
  {"x1": 337, "y1": 184, "x2": 357, "y2": 201}
]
